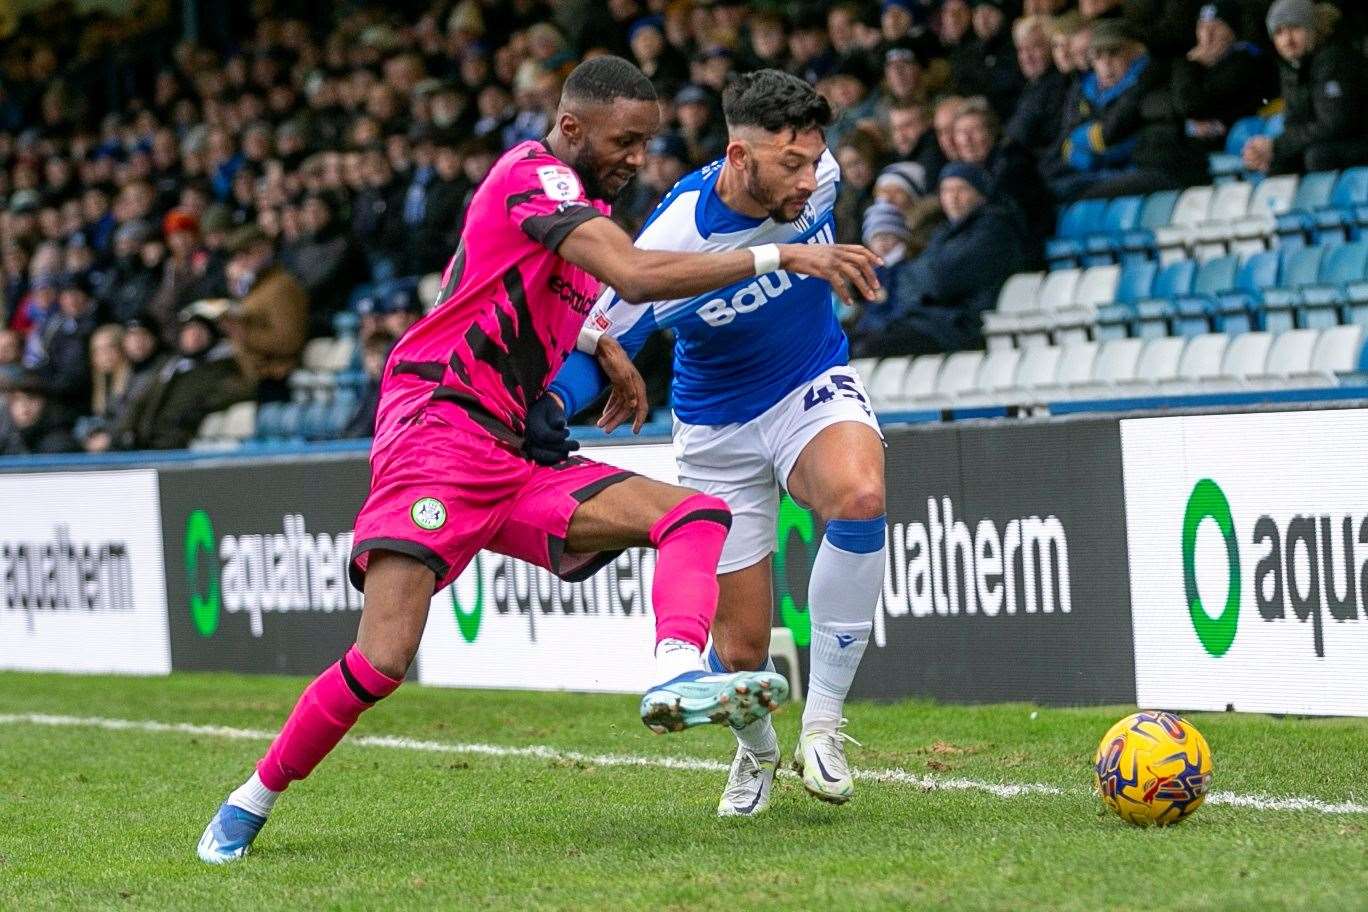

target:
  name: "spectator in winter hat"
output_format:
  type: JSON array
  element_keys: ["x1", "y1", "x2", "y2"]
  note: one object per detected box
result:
[
  {"x1": 874, "y1": 162, "x2": 928, "y2": 213},
  {"x1": 629, "y1": 16, "x2": 688, "y2": 96},
  {"x1": 109, "y1": 304, "x2": 253, "y2": 451},
  {"x1": 673, "y1": 84, "x2": 727, "y2": 165},
  {"x1": 1172, "y1": 1, "x2": 1279, "y2": 153},
  {"x1": 0, "y1": 370, "x2": 78, "y2": 455},
  {"x1": 1047, "y1": 20, "x2": 1204, "y2": 200},
  {"x1": 1243, "y1": 0, "x2": 1368, "y2": 174},
  {"x1": 848, "y1": 160, "x2": 1033, "y2": 358},
  {"x1": 121, "y1": 313, "x2": 167, "y2": 387},
  {"x1": 881, "y1": 40, "x2": 931, "y2": 108},
  {"x1": 691, "y1": 46, "x2": 735, "y2": 93},
  {"x1": 222, "y1": 225, "x2": 308, "y2": 395},
  {"x1": 378, "y1": 282, "x2": 424, "y2": 340},
  {"x1": 952, "y1": 0, "x2": 1025, "y2": 119},
  {"x1": 881, "y1": 0, "x2": 922, "y2": 42},
  {"x1": 861, "y1": 200, "x2": 913, "y2": 270},
  {"x1": 874, "y1": 161, "x2": 945, "y2": 257}
]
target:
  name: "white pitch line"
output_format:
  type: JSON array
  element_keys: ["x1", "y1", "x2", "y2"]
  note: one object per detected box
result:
[{"x1": 2, "y1": 712, "x2": 1364, "y2": 815}]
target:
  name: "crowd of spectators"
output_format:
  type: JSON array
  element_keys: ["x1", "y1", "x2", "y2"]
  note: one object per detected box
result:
[{"x1": 0, "y1": 0, "x2": 1366, "y2": 454}]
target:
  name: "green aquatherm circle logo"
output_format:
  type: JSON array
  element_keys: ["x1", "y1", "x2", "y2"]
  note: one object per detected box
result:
[
  {"x1": 1182, "y1": 479, "x2": 1240, "y2": 657},
  {"x1": 185, "y1": 509, "x2": 220, "y2": 638},
  {"x1": 450, "y1": 555, "x2": 483, "y2": 643}
]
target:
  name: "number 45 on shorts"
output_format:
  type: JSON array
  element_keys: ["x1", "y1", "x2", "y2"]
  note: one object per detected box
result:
[{"x1": 802, "y1": 371, "x2": 871, "y2": 414}]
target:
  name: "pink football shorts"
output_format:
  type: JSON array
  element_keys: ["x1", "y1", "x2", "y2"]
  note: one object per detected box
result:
[{"x1": 348, "y1": 407, "x2": 634, "y2": 593}]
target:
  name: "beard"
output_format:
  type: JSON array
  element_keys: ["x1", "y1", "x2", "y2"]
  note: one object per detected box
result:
[
  {"x1": 572, "y1": 147, "x2": 625, "y2": 202},
  {"x1": 746, "y1": 158, "x2": 805, "y2": 223}
]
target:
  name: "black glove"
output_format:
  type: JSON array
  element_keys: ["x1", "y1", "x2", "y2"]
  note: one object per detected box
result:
[{"x1": 523, "y1": 393, "x2": 580, "y2": 465}]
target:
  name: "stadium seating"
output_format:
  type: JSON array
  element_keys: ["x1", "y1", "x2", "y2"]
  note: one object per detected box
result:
[
  {"x1": 867, "y1": 323, "x2": 1367, "y2": 412},
  {"x1": 1274, "y1": 171, "x2": 1340, "y2": 248},
  {"x1": 1155, "y1": 185, "x2": 1216, "y2": 263},
  {"x1": 982, "y1": 272, "x2": 1046, "y2": 351},
  {"x1": 1227, "y1": 175, "x2": 1299, "y2": 254},
  {"x1": 1184, "y1": 182, "x2": 1251, "y2": 261},
  {"x1": 1120, "y1": 190, "x2": 1179, "y2": 262}
]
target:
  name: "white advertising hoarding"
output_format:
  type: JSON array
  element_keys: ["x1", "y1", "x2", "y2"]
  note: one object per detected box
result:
[
  {"x1": 416, "y1": 443, "x2": 678, "y2": 693},
  {"x1": 0, "y1": 470, "x2": 171, "y2": 674},
  {"x1": 1122, "y1": 410, "x2": 1368, "y2": 715}
]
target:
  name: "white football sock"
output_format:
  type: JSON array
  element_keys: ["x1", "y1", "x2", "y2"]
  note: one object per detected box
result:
[
  {"x1": 228, "y1": 770, "x2": 280, "y2": 818},
  {"x1": 655, "y1": 637, "x2": 703, "y2": 682},
  {"x1": 713, "y1": 652, "x2": 779, "y2": 757},
  {"x1": 802, "y1": 520, "x2": 886, "y2": 732}
]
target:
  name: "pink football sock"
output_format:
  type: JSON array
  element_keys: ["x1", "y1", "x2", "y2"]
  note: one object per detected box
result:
[
  {"x1": 648, "y1": 493, "x2": 731, "y2": 650},
  {"x1": 256, "y1": 645, "x2": 402, "y2": 792}
]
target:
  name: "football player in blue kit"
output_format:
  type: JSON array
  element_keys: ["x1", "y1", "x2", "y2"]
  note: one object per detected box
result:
[{"x1": 532, "y1": 69, "x2": 888, "y2": 815}]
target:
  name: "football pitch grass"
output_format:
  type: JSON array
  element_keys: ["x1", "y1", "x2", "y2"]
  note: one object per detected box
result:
[{"x1": 2, "y1": 672, "x2": 1366, "y2": 911}]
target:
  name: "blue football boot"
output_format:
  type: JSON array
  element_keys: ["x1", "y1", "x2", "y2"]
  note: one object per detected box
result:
[
  {"x1": 196, "y1": 801, "x2": 268, "y2": 864},
  {"x1": 640, "y1": 669, "x2": 789, "y2": 734}
]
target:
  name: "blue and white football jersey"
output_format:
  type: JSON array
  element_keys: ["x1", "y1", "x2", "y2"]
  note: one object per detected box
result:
[{"x1": 549, "y1": 151, "x2": 847, "y2": 426}]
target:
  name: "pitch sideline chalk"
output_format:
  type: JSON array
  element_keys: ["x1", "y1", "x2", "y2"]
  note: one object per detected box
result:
[{"x1": 2, "y1": 712, "x2": 1363, "y2": 815}]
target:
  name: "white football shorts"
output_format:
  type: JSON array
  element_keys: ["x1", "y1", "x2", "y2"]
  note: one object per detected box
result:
[{"x1": 672, "y1": 363, "x2": 883, "y2": 574}]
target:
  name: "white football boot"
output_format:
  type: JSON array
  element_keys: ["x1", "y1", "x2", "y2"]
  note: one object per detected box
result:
[
  {"x1": 716, "y1": 745, "x2": 780, "y2": 817},
  {"x1": 792, "y1": 719, "x2": 860, "y2": 804}
]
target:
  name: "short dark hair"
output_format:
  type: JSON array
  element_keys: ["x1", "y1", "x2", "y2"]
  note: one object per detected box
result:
[
  {"x1": 561, "y1": 55, "x2": 657, "y2": 105},
  {"x1": 722, "y1": 69, "x2": 832, "y2": 135}
]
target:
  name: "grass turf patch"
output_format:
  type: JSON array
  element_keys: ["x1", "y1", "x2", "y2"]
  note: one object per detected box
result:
[{"x1": 1, "y1": 671, "x2": 1365, "y2": 911}]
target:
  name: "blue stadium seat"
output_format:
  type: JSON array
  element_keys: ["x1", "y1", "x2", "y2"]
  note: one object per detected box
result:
[
  {"x1": 1216, "y1": 251, "x2": 1280, "y2": 333},
  {"x1": 332, "y1": 386, "x2": 360, "y2": 413},
  {"x1": 1134, "y1": 259, "x2": 1196, "y2": 338},
  {"x1": 299, "y1": 401, "x2": 331, "y2": 440},
  {"x1": 1082, "y1": 196, "x2": 1144, "y2": 264},
  {"x1": 1120, "y1": 190, "x2": 1180, "y2": 261},
  {"x1": 254, "y1": 401, "x2": 285, "y2": 441},
  {"x1": 1300, "y1": 240, "x2": 1368, "y2": 328},
  {"x1": 334, "y1": 369, "x2": 367, "y2": 395},
  {"x1": 1263, "y1": 244, "x2": 1329, "y2": 333},
  {"x1": 1275, "y1": 171, "x2": 1338, "y2": 247},
  {"x1": 1047, "y1": 199, "x2": 1108, "y2": 270},
  {"x1": 276, "y1": 402, "x2": 306, "y2": 441},
  {"x1": 326, "y1": 398, "x2": 356, "y2": 437},
  {"x1": 1095, "y1": 260, "x2": 1160, "y2": 341},
  {"x1": 1312, "y1": 168, "x2": 1368, "y2": 242},
  {"x1": 1171, "y1": 255, "x2": 1239, "y2": 336},
  {"x1": 1117, "y1": 259, "x2": 1158, "y2": 304},
  {"x1": 1208, "y1": 118, "x2": 1266, "y2": 183}
]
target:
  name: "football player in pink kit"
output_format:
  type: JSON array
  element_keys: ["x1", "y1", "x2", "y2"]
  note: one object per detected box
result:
[{"x1": 197, "y1": 56, "x2": 882, "y2": 863}]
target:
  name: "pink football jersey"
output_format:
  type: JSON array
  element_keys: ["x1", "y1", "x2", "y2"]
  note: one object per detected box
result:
[{"x1": 374, "y1": 140, "x2": 610, "y2": 448}]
